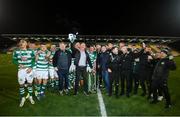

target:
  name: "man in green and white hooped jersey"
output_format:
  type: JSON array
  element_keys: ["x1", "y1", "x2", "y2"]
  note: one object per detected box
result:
[
  {"x1": 27, "y1": 42, "x2": 39, "y2": 98},
  {"x1": 87, "y1": 45, "x2": 97, "y2": 93},
  {"x1": 12, "y1": 40, "x2": 35, "y2": 107},
  {"x1": 35, "y1": 43, "x2": 50, "y2": 100},
  {"x1": 48, "y1": 45, "x2": 58, "y2": 89},
  {"x1": 28, "y1": 42, "x2": 38, "y2": 78}
]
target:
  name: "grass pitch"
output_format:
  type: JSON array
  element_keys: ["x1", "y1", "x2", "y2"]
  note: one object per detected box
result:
[{"x1": 0, "y1": 54, "x2": 180, "y2": 116}]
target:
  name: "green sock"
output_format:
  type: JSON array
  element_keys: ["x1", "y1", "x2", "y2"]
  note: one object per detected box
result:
[
  {"x1": 51, "y1": 79, "x2": 55, "y2": 87},
  {"x1": 27, "y1": 86, "x2": 33, "y2": 96},
  {"x1": 41, "y1": 84, "x2": 47, "y2": 94},
  {"x1": 55, "y1": 80, "x2": 59, "y2": 86},
  {"x1": 37, "y1": 84, "x2": 41, "y2": 96},
  {"x1": 48, "y1": 79, "x2": 51, "y2": 87},
  {"x1": 19, "y1": 87, "x2": 25, "y2": 98},
  {"x1": 34, "y1": 84, "x2": 38, "y2": 91}
]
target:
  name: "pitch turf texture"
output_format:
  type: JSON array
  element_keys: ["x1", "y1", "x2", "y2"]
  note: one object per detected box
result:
[{"x1": 0, "y1": 54, "x2": 180, "y2": 116}]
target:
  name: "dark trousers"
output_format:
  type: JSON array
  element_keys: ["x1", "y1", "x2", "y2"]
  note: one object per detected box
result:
[
  {"x1": 158, "y1": 87, "x2": 163, "y2": 96},
  {"x1": 96, "y1": 68, "x2": 102, "y2": 87},
  {"x1": 129, "y1": 71, "x2": 133, "y2": 93},
  {"x1": 110, "y1": 70, "x2": 120, "y2": 96},
  {"x1": 57, "y1": 69, "x2": 69, "y2": 91},
  {"x1": 133, "y1": 73, "x2": 140, "y2": 94},
  {"x1": 74, "y1": 66, "x2": 88, "y2": 94},
  {"x1": 139, "y1": 70, "x2": 151, "y2": 95},
  {"x1": 121, "y1": 70, "x2": 131, "y2": 95},
  {"x1": 147, "y1": 72, "x2": 153, "y2": 97},
  {"x1": 102, "y1": 70, "x2": 110, "y2": 94},
  {"x1": 152, "y1": 79, "x2": 171, "y2": 105},
  {"x1": 139, "y1": 77, "x2": 146, "y2": 94}
]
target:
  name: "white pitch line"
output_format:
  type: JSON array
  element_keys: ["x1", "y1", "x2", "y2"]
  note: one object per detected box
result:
[{"x1": 97, "y1": 88, "x2": 107, "y2": 117}]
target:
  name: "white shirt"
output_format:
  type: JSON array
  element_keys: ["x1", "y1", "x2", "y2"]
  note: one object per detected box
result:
[{"x1": 78, "y1": 51, "x2": 86, "y2": 66}]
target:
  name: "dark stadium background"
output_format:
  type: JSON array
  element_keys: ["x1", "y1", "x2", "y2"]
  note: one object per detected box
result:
[{"x1": 0, "y1": 0, "x2": 180, "y2": 36}]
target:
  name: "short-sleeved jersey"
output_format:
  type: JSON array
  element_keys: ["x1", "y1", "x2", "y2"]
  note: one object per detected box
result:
[
  {"x1": 13, "y1": 48, "x2": 35, "y2": 69},
  {"x1": 49, "y1": 50, "x2": 56, "y2": 69},
  {"x1": 36, "y1": 50, "x2": 49, "y2": 71}
]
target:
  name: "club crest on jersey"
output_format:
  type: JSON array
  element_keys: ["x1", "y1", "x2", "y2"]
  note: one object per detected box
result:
[{"x1": 21, "y1": 56, "x2": 28, "y2": 61}]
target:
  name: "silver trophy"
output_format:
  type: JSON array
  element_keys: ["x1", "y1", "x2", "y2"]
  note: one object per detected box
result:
[{"x1": 68, "y1": 33, "x2": 77, "y2": 43}]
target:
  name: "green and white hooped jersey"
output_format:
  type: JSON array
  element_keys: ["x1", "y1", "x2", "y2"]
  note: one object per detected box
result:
[
  {"x1": 49, "y1": 51, "x2": 56, "y2": 69},
  {"x1": 88, "y1": 51, "x2": 97, "y2": 67},
  {"x1": 13, "y1": 49, "x2": 35, "y2": 70},
  {"x1": 36, "y1": 50, "x2": 49, "y2": 71},
  {"x1": 32, "y1": 49, "x2": 38, "y2": 69}
]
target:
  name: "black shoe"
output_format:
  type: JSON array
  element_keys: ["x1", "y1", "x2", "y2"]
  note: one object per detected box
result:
[
  {"x1": 126, "y1": 94, "x2": 130, "y2": 98},
  {"x1": 147, "y1": 96, "x2": 151, "y2": 100},
  {"x1": 115, "y1": 95, "x2": 119, "y2": 98},
  {"x1": 165, "y1": 104, "x2": 172, "y2": 108},
  {"x1": 120, "y1": 92, "x2": 124, "y2": 96},
  {"x1": 150, "y1": 100, "x2": 158, "y2": 104},
  {"x1": 141, "y1": 93, "x2": 146, "y2": 97},
  {"x1": 73, "y1": 92, "x2": 77, "y2": 95},
  {"x1": 108, "y1": 93, "x2": 112, "y2": 97}
]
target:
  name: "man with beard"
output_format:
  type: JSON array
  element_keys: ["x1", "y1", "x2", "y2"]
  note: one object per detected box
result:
[{"x1": 151, "y1": 49, "x2": 176, "y2": 108}]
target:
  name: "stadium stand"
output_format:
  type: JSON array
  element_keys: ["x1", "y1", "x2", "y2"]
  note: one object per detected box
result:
[{"x1": 0, "y1": 34, "x2": 179, "y2": 56}]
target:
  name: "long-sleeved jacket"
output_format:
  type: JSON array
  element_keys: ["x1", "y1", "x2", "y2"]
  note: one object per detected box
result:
[
  {"x1": 132, "y1": 58, "x2": 140, "y2": 74},
  {"x1": 53, "y1": 49, "x2": 72, "y2": 70},
  {"x1": 96, "y1": 51, "x2": 101, "y2": 71},
  {"x1": 70, "y1": 42, "x2": 79, "y2": 58},
  {"x1": 99, "y1": 51, "x2": 111, "y2": 71},
  {"x1": 70, "y1": 42, "x2": 92, "y2": 68},
  {"x1": 152, "y1": 57, "x2": 176, "y2": 80},
  {"x1": 138, "y1": 52, "x2": 153, "y2": 71},
  {"x1": 109, "y1": 53, "x2": 121, "y2": 71},
  {"x1": 120, "y1": 49, "x2": 144, "y2": 71},
  {"x1": 74, "y1": 50, "x2": 93, "y2": 68}
]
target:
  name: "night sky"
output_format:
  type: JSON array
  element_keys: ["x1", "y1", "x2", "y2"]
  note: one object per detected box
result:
[{"x1": 0, "y1": 0, "x2": 180, "y2": 36}]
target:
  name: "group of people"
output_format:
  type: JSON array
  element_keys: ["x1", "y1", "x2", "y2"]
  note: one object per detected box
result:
[
  {"x1": 97, "y1": 42, "x2": 176, "y2": 109},
  {"x1": 13, "y1": 39, "x2": 176, "y2": 108}
]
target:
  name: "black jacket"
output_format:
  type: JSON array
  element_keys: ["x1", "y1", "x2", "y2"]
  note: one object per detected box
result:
[
  {"x1": 53, "y1": 49, "x2": 72, "y2": 70},
  {"x1": 120, "y1": 49, "x2": 144, "y2": 71},
  {"x1": 152, "y1": 58, "x2": 176, "y2": 80},
  {"x1": 139, "y1": 52, "x2": 153, "y2": 71},
  {"x1": 109, "y1": 53, "x2": 121, "y2": 71},
  {"x1": 74, "y1": 50, "x2": 93, "y2": 68},
  {"x1": 70, "y1": 42, "x2": 92, "y2": 68},
  {"x1": 70, "y1": 42, "x2": 80, "y2": 58}
]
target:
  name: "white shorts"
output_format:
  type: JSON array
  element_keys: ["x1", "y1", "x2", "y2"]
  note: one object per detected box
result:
[
  {"x1": 49, "y1": 68, "x2": 58, "y2": 79},
  {"x1": 36, "y1": 70, "x2": 49, "y2": 80},
  {"x1": 18, "y1": 68, "x2": 34, "y2": 85},
  {"x1": 32, "y1": 69, "x2": 37, "y2": 78}
]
